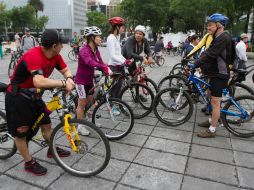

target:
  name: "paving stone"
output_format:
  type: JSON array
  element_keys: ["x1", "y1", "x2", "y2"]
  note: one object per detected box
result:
[
  {"x1": 234, "y1": 151, "x2": 254, "y2": 169},
  {"x1": 0, "y1": 175, "x2": 42, "y2": 190},
  {"x1": 109, "y1": 142, "x2": 141, "y2": 162},
  {"x1": 6, "y1": 161, "x2": 64, "y2": 188},
  {"x1": 186, "y1": 158, "x2": 238, "y2": 185},
  {"x1": 192, "y1": 135, "x2": 232, "y2": 149},
  {"x1": 190, "y1": 144, "x2": 234, "y2": 164},
  {"x1": 157, "y1": 121, "x2": 194, "y2": 132},
  {"x1": 238, "y1": 167, "x2": 254, "y2": 189},
  {"x1": 182, "y1": 176, "x2": 240, "y2": 190},
  {"x1": 151, "y1": 126, "x2": 192, "y2": 143},
  {"x1": 121, "y1": 164, "x2": 182, "y2": 190},
  {"x1": 134, "y1": 148, "x2": 187, "y2": 173},
  {"x1": 135, "y1": 116, "x2": 158, "y2": 126},
  {"x1": 231, "y1": 139, "x2": 254, "y2": 154},
  {"x1": 97, "y1": 158, "x2": 130, "y2": 182},
  {"x1": 114, "y1": 184, "x2": 140, "y2": 190},
  {"x1": 0, "y1": 154, "x2": 23, "y2": 172},
  {"x1": 194, "y1": 125, "x2": 230, "y2": 137},
  {"x1": 49, "y1": 173, "x2": 115, "y2": 190},
  {"x1": 144, "y1": 136, "x2": 190, "y2": 155},
  {"x1": 116, "y1": 133, "x2": 148, "y2": 147},
  {"x1": 130, "y1": 123, "x2": 154, "y2": 136}
]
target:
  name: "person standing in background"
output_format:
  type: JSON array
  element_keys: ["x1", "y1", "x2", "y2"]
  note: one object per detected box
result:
[
  {"x1": 21, "y1": 28, "x2": 36, "y2": 53},
  {"x1": 236, "y1": 33, "x2": 248, "y2": 69},
  {"x1": 15, "y1": 32, "x2": 21, "y2": 51}
]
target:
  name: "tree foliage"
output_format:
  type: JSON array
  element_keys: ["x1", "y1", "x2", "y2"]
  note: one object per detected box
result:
[{"x1": 87, "y1": 11, "x2": 109, "y2": 37}]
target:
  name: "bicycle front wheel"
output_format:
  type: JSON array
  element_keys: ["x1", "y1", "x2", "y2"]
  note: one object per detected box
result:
[
  {"x1": 50, "y1": 119, "x2": 111, "y2": 177},
  {"x1": 92, "y1": 98, "x2": 134, "y2": 140},
  {"x1": 119, "y1": 83, "x2": 154, "y2": 119},
  {"x1": 68, "y1": 50, "x2": 77, "y2": 61},
  {"x1": 0, "y1": 111, "x2": 17, "y2": 159},
  {"x1": 153, "y1": 87, "x2": 194, "y2": 126},
  {"x1": 221, "y1": 95, "x2": 254, "y2": 138}
]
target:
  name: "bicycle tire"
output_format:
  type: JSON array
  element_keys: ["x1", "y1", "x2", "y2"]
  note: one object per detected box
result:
[
  {"x1": 221, "y1": 95, "x2": 254, "y2": 138},
  {"x1": 92, "y1": 98, "x2": 134, "y2": 140},
  {"x1": 50, "y1": 118, "x2": 111, "y2": 177},
  {"x1": 68, "y1": 50, "x2": 77, "y2": 61},
  {"x1": 153, "y1": 87, "x2": 194, "y2": 126},
  {"x1": 8, "y1": 60, "x2": 16, "y2": 78},
  {"x1": 158, "y1": 74, "x2": 188, "y2": 90},
  {"x1": 141, "y1": 77, "x2": 159, "y2": 96},
  {"x1": 119, "y1": 83, "x2": 154, "y2": 119},
  {"x1": 0, "y1": 111, "x2": 17, "y2": 159},
  {"x1": 228, "y1": 82, "x2": 254, "y2": 97}
]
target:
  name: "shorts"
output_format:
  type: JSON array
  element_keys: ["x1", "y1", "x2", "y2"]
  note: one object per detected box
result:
[
  {"x1": 75, "y1": 84, "x2": 93, "y2": 99},
  {"x1": 5, "y1": 92, "x2": 51, "y2": 138},
  {"x1": 209, "y1": 77, "x2": 228, "y2": 97}
]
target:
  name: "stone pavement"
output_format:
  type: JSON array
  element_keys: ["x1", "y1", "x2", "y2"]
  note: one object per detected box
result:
[{"x1": 0, "y1": 44, "x2": 254, "y2": 190}]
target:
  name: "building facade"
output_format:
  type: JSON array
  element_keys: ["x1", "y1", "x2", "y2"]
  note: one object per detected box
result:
[{"x1": 1, "y1": 0, "x2": 87, "y2": 38}]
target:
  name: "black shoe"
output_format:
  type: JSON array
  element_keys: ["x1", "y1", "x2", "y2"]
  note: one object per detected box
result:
[
  {"x1": 24, "y1": 159, "x2": 47, "y2": 176},
  {"x1": 139, "y1": 95, "x2": 148, "y2": 102},
  {"x1": 47, "y1": 147, "x2": 71, "y2": 158}
]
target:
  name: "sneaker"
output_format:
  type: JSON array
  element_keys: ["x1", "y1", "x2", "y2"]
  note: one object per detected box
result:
[
  {"x1": 47, "y1": 147, "x2": 71, "y2": 158},
  {"x1": 77, "y1": 125, "x2": 90, "y2": 136},
  {"x1": 139, "y1": 94, "x2": 148, "y2": 102},
  {"x1": 112, "y1": 106, "x2": 121, "y2": 116},
  {"x1": 198, "y1": 120, "x2": 210, "y2": 128},
  {"x1": 197, "y1": 129, "x2": 216, "y2": 138},
  {"x1": 24, "y1": 159, "x2": 47, "y2": 176}
]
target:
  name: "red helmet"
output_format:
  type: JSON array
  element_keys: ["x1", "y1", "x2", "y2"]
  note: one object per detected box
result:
[{"x1": 109, "y1": 17, "x2": 126, "y2": 26}]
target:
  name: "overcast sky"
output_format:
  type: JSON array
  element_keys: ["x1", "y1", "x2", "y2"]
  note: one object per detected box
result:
[{"x1": 100, "y1": 0, "x2": 109, "y2": 5}]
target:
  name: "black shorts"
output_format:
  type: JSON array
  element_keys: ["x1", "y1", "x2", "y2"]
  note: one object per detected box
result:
[
  {"x1": 5, "y1": 92, "x2": 51, "y2": 138},
  {"x1": 209, "y1": 77, "x2": 228, "y2": 97}
]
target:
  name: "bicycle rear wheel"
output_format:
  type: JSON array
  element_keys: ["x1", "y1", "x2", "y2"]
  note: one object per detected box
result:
[
  {"x1": 92, "y1": 98, "x2": 134, "y2": 140},
  {"x1": 68, "y1": 50, "x2": 77, "y2": 61},
  {"x1": 8, "y1": 60, "x2": 16, "y2": 78},
  {"x1": 50, "y1": 119, "x2": 110, "y2": 177},
  {"x1": 221, "y1": 95, "x2": 254, "y2": 138},
  {"x1": 119, "y1": 83, "x2": 154, "y2": 119},
  {"x1": 0, "y1": 111, "x2": 17, "y2": 159},
  {"x1": 153, "y1": 87, "x2": 194, "y2": 126}
]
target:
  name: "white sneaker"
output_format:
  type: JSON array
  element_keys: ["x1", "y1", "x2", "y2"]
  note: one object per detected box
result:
[
  {"x1": 112, "y1": 106, "x2": 120, "y2": 116},
  {"x1": 77, "y1": 125, "x2": 90, "y2": 136}
]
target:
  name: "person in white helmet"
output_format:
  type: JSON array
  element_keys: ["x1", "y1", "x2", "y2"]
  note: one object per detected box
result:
[
  {"x1": 75, "y1": 26, "x2": 112, "y2": 136},
  {"x1": 121, "y1": 25, "x2": 153, "y2": 102}
]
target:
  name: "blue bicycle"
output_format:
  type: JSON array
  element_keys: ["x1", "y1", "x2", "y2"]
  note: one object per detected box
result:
[{"x1": 153, "y1": 66, "x2": 254, "y2": 138}]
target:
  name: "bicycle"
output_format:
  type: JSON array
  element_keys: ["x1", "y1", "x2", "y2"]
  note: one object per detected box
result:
[
  {"x1": 68, "y1": 45, "x2": 79, "y2": 61},
  {"x1": 62, "y1": 71, "x2": 135, "y2": 140},
  {"x1": 8, "y1": 50, "x2": 23, "y2": 78},
  {"x1": 0, "y1": 86, "x2": 111, "y2": 177},
  {"x1": 151, "y1": 51, "x2": 165, "y2": 67},
  {"x1": 153, "y1": 66, "x2": 254, "y2": 138}
]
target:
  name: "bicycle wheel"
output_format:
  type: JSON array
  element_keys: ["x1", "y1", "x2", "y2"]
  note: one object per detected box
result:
[
  {"x1": 228, "y1": 82, "x2": 254, "y2": 97},
  {"x1": 0, "y1": 111, "x2": 17, "y2": 159},
  {"x1": 8, "y1": 60, "x2": 16, "y2": 78},
  {"x1": 119, "y1": 83, "x2": 154, "y2": 119},
  {"x1": 158, "y1": 74, "x2": 188, "y2": 90},
  {"x1": 160, "y1": 57, "x2": 165, "y2": 66},
  {"x1": 92, "y1": 98, "x2": 134, "y2": 140},
  {"x1": 68, "y1": 50, "x2": 77, "y2": 61},
  {"x1": 221, "y1": 95, "x2": 254, "y2": 138},
  {"x1": 50, "y1": 119, "x2": 110, "y2": 177},
  {"x1": 153, "y1": 87, "x2": 194, "y2": 126}
]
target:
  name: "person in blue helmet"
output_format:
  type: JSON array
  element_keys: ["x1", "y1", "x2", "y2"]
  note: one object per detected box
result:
[{"x1": 191, "y1": 13, "x2": 232, "y2": 138}]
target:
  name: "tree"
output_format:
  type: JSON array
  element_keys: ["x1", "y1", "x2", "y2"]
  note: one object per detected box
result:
[
  {"x1": 0, "y1": 2, "x2": 11, "y2": 35},
  {"x1": 121, "y1": 0, "x2": 170, "y2": 41},
  {"x1": 37, "y1": 16, "x2": 49, "y2": 31},
  {"x1": 28, "y1": 0, "x2": 44, "y2": 36},
  {"x1": 87, "y1": 11, "x2": 109, "y2": 37}
]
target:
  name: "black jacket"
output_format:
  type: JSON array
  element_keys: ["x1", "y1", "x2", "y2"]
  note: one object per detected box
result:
[{"x1": 199, "y1": 32, "x2": 232, "y2": 79}]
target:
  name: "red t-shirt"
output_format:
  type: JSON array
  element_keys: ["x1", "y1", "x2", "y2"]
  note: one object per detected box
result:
[{"x1": 8, "y1": 46, "x2": 67, "y2": 92}]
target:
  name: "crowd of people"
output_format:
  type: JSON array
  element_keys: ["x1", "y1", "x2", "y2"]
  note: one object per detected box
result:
[{"x1": 2, "y1": 12, "x2": 252, "y2": 177}]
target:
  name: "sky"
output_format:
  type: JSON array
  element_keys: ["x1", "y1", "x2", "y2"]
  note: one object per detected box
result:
[{"x1": 100, "y1": 0, "x2": 110, "y2": 5}]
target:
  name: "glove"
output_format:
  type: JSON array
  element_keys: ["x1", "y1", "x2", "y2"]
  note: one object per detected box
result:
[
  {"x1": 104, "y1": 66, "x2": 113, "y2": 76},
  {"x1": 124, "y1": 59, "x2": 133, "y2": 66}
]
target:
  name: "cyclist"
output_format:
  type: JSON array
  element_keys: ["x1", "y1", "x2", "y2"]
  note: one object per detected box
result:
[
  {"x1": 154, "y1": 36, "x2": 165, "y2": 65},
  {"x1": 72, "y1": 32, "x2": 80, "y2": 55},
  {"x1": 21, "y1": 28, "x2": 36, "y2": 53},
  {"x1": 5, "y1": 29, "x2": 75, "y2": 176},
  {"x1": 184, "y1": 34, "x2": 199, "y2": 59},
  {"x1": 191, "y1": 13, "x2": 231, "y2": 138},
  {"x1": 122, "y1": 25, "x2": 153, "y2": 101},
  {"x1": 107, "y1": 16, "x2": 131, "y2": 114},
  {"x1": 75, "y1": 26, "x2": 112, "y2": 136}
]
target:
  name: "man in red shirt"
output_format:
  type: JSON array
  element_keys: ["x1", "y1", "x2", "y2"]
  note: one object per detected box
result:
[{"x1": 5, "y1": 29, "x2": 75, "y2": 176}]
